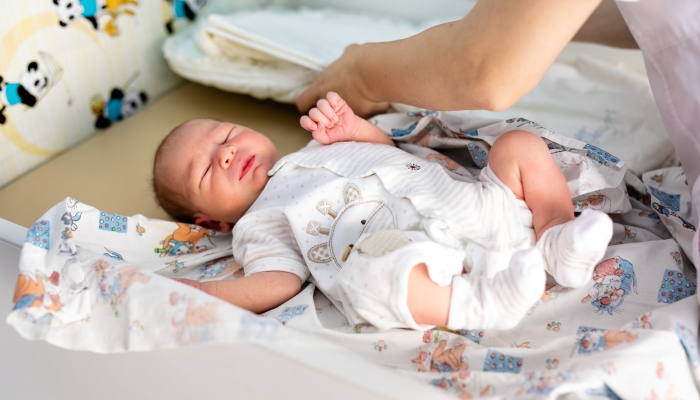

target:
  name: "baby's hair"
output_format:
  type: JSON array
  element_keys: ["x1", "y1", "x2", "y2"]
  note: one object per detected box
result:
[{"x1": 152, "y1": 121, "x2": 198, "y2": 223}]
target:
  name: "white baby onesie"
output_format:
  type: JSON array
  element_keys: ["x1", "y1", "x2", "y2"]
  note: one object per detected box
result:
[{"x1": 232, "y1": 141, "x2": 545, "y2": 330}]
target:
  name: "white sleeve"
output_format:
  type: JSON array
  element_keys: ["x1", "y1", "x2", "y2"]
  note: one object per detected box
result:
[{"x1": 232, "y1": 209, "x2": 310, "y2": 282}]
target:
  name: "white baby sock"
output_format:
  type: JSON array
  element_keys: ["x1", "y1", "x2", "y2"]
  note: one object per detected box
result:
[
  {"x1": 447, "y1": 248, "x2": 545, "y2": 331},
  {"x1": 536, "y1": 209, "x2": 613, "y2": 288}
]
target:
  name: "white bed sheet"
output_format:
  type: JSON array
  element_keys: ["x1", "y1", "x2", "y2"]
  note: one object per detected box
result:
[
  {"x1": 6, "y1": 113, "x2": 699, "y2": 399},
  {"x1": 0, "y1": 234, "x2": 443, "y2": 400}
]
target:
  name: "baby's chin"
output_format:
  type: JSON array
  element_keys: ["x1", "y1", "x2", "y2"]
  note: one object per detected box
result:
[
  {"x1": 224, "y1": 192, "x2": 265, "y2": 224},
  {"x1": 253, "y1": 166, "x2": 272, "y2": 190}
]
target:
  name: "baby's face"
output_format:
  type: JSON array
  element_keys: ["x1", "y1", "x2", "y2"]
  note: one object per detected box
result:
[{"x1": 158, "y1": 119, "x2": 279, "y2": 224}]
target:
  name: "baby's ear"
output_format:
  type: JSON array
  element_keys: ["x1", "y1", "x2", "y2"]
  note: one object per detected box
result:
[{"x1": 194, "y1": 215, "x2": 232, "y2": 232}]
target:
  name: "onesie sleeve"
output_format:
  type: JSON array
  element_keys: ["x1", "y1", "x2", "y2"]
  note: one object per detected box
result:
[{"x1": 232, "y1": 209, "x2": 310, "y2": 282}]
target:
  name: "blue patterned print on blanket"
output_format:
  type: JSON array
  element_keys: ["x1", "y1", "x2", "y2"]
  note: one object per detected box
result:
[
  {"x1": 679, "y1": 216, "x2": 696, "y2": 231},
  {"x1": 237, "y1": 313, "x2": 279, "y2": 341},
  {"x1": 60, "y1": 212, "x2": 82, "y2": 231},
  {"x1": 103, "y1": 248, "x2": 125, "y2": 261},
  {"x1": 525, "y1": 372, "x2": 571, "y2": 396},
  {"x1": 468, "y1": 142, "x2": 488, "y2": 168},
  {"x1": 658, "y1": 269, "x2": 696, "y2": 304},
  {"x1": 26, "y1": 220, "x2": 50, "y2": 249},
  {"x1": 431, "y1": 377, "x2": 458, "y2": 391},
  {"x1": 390, "y1": 122, "x2": 417, "y2": 137},
  {"x1": 457, "y1": 329, "x2": 484, "y2": 344},
  {"x1": 276, "y1": 304, "x2": 309, "y2": 325},
  {"x1": 676, "y1": 323, "x2": 700, "y2": 367},
  {"x1": 575, "y1": 326, "x2": 638, "y2": 356},
  {"x1": 586, "y1": 385, "x2": 622, "y2": 400},
  {"x1": 482, "y1": 350, "x2": 523, "y2": 373},
  {"x1": 406, "y1": 110, "x2": 437, "y2": 117},
  {"x1": 575, "y1": 326, "x2": 608, "y2": 355},
  {"x1": 13, "y1": 291, "x2": 41, "y2": 310},
  {"x1": 586, "y1": 256, "x2": 637, "y2": 315},
  {"x1": 649, "y1": 187, "x2": 681, "y2": 212},
  {"x1": 583, "y1": 144, "x2": 620, "y2": 167},
  {"x1": 506, "y1": 117, "x2": 547, "y2": 131},
  {"x1": 98, "y1": 211, "x2": 128, "y2": 233}
]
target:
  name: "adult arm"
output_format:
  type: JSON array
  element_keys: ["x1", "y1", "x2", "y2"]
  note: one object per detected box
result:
[
  {"x1": 572, "y1": 0, "x2": 638, "y2": 49},
  {"x1": 297, "y1": 0, "x2": 603, "y2": 116}
]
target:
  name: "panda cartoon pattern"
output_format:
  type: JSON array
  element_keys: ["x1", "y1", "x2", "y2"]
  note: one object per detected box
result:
[
  {"x1": 95, "y1": 88, "x2": 148, "y2": 129},
  {"x1": 54, "y1": 0, "x2": 138, "y2": 35},
  {"x1": 54, "y1": 0, "x2": 107, "y2": 30},
  {"x1": 0, "y1": 61, "x2": 49, "y2": 125},
  {"x1": 164, "y1": 0, "x2": 207, "y2": 34}
]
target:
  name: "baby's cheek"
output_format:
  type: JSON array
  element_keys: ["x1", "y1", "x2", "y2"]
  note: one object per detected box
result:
[{"x1": 257, "y1": 167, "x2": 272, "y2": 187}]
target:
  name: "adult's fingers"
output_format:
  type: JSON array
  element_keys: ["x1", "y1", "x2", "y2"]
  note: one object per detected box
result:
[
  {"x1": 298, "y1": 84, "x2": 389, "y2": 118},
  {"x1": 359, "y1": 101, "x2": 391, "y2": 118},
  {"x1": 296, "y1": 44, "x2": 391, "y2": 118},
  {"x1": 296, "y1": 79, "x2": 324, "y2": 113},
  {"x1": 296, "y1": 44, "x2": 360, "y2": 113}
]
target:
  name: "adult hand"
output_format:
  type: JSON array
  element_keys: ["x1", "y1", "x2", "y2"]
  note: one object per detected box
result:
[{"x1": 296, "y1": 44, "x2": 390, "y2": 118}]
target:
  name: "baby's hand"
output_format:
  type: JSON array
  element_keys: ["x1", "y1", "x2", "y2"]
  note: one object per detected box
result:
[{"x1": 300, "y1": 92, "x2": 361, "y2": 145}]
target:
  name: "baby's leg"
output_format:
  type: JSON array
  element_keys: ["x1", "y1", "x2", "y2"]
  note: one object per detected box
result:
[
  {"x1": 408, "y1": 248, "x2": 545, "y2": 330},
  {"x1": 337, "y1": 231, "x2": 543, "y2": 330},
  {"x1": 488, "y1": 130, "x2": 612, "y2": 287},
  {"x1": 488, "y1": 130, "x2": 574, "y2": 236}
]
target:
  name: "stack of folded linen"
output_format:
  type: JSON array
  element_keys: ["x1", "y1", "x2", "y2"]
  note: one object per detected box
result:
[{"x1": 164, "y1": 8, "x2": 444, "y2": 102}]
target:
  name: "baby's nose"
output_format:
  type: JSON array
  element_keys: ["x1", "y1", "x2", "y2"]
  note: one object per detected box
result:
[{"x1": 219, "y1": 146, "x2": 237, "y2": 169}]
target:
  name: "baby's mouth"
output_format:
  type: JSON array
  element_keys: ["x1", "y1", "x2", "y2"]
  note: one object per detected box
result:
[{"x1": 240, "y1": 155, "x2": 255, "y2": 180}]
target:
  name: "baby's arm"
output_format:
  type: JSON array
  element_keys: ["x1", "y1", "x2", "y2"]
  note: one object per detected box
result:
[
  {"x1": 174, "y1": 271, "x2": 301, "y2": 314},
  {"x1": 300, "y1": 92, "x2": 395, "y2": 147}
]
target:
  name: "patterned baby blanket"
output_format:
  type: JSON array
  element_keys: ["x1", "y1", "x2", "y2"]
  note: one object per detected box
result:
[{"x1": 7, "y1": 112, "x2": 700, "y2": 399}]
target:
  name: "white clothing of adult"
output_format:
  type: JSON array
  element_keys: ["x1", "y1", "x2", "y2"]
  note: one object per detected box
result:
[
  {"x1": 615, "y1": 0, "x2": 700, "y2": 220},
  {"x1": 615, "y1": 0, "x2": 700, "y2": 272}
]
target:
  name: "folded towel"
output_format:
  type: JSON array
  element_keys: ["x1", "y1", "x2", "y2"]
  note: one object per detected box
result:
[{"x1": 206, "y1": 8, "x2": 440, "y2": 71}]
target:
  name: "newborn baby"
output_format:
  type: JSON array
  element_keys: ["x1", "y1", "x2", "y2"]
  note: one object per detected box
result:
[{"x1": 153, "y1": 92, "x2": 613, "y2": 331}]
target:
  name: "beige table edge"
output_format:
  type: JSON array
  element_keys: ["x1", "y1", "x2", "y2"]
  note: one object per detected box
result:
[{"x1": 0, "y1": 82, "x2": 313, "y2": 227}]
